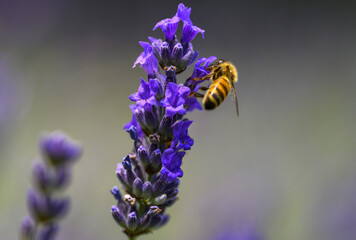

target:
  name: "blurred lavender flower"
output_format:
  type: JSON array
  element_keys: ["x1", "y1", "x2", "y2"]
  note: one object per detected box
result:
[
  {"x1": 20, "y1": 131, "x2": 82, "y2": 240},
  {"x1": 212, "y1": 223, "x2": 264, "y2": 240},
  {"x1": 213, "y1": 228, "x2": 263, "y2": 240},
  {"x1": 111, "y1": 3, "x2": 215, "y2": 239}
]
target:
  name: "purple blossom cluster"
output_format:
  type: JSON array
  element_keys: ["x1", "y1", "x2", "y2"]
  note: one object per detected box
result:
[
  {"x1": 111, "y1": 3, "x2": 216, "y2": 239},
  {"x1": 20, "y1": 131, "x2": 82, "y2": 240}
]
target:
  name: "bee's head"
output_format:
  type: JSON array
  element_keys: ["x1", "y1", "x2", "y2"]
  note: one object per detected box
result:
[
  {"x1": 208, "y1": 58, "x2": 226, "y2": 68},
  {"x1": 217, "y1": 59, "x2": 225, "y2": 65}
]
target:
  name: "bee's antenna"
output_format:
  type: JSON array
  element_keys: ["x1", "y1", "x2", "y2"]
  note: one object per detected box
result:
[{"x1": 231, "y1": 84, "x2": 239, "y2": 117}]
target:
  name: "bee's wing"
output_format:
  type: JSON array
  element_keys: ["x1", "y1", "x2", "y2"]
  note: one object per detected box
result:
[{"x1": 231, "y1": 83, "x2": 239, "y2": 117}]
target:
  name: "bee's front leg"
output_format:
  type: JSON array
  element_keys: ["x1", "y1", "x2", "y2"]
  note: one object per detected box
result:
[
  {"x1": 199, "y1": 86, "x2": 209, "y2": 91},
  {"x1": 192, "y1": 92, "x2": 205, "y2": 98},
  {"x1": 191, "y1": 73, "x2": 213, "y2": 81}
]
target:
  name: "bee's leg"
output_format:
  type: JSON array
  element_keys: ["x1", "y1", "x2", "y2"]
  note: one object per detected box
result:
[
  {"x1": 192, "y1": 92, "x2": 205, "y2": 98},
  {"x1": 199, "y1": 86, "x2": 209, "y2": 91},
  {"x1": 191, "y1": 73, "x2": 213, "y2": 81}
]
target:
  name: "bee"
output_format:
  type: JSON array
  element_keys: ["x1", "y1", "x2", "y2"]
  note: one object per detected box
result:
[{"x1": 194, "y1": 59, "x2": 239, "y2": 116}]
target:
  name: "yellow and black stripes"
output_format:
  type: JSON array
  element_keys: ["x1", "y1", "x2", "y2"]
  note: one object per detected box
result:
[{"x1": 203, "y1": 76, "x2": 231, "y2": 110}]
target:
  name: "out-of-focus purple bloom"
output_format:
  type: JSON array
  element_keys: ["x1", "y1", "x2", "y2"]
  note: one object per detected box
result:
[
  {"x1": 20, "y1": 216, "x2": 35, "y2": 240},
  {"x1": 32, "y1": 161, "x2": 71, "y2": 194},
  {"x1": 171, "y1": 120, "x2": 194, "y2": 150},
  {"x1": 21, "y1": 131, "x2": 81, "y2": 240},
  {"x1": 27, "y1": 188, "x2": 70, "y2": 223},
  {"x1": 36, "y1": 224, "x2": 59, "y2": 240},
  {"x1": 133, "y1": 41, "x2": 159, "y2": 77},
  {"x1": 160, "y1": 82, "x2": 190, "y2": 117},
  {"x1": 39, "y1": 131, "x2": 82, "y2": 167},
  {"x1": 161, "y1": 148, "x2": 185, "y2": 182},
  {"x1": 213, "y1": 227, "x2": 264, "y2": 240}
]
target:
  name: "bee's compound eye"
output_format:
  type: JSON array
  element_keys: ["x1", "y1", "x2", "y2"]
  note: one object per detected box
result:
[{"x1": 218, "y1": 59, "x2": 225, "y2": 64}]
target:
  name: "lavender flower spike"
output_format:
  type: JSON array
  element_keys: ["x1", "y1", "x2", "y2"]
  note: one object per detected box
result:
[
  {"x1": 111, "y1": 3, "x2": 216, "y2": 239},
  {"x1": 20, "y1": 131, "x2": 82, "y2": 240}
]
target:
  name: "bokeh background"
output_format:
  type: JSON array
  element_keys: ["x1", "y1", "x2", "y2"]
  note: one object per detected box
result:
[{"x1": 1, "y1": 0, "x2": 356, "y2": 239}]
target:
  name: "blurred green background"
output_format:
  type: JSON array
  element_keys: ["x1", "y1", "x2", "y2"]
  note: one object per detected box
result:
[{"x1": 1, "y1": 0, "x2": 356, "y2": 239}]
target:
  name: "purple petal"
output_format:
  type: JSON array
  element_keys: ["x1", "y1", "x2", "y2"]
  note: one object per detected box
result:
[
  {"x1": 175, "y1": 3, "x2": 192, "y2": 24},
  {"x1": 166, "y1": 105, "x2": 186, "y2": 117},
  {"x1": 129, "y1": 92, "x2": 141, "y2": 101},
  {"x1": 153, "y1": 17, "x2": 180, "y2": 40},
  {"x1": 133, "y1": 42, "x2": 158, "y2": 75},
  {"x1": 149, "y1": 78, "x2": 161, "y2": 95},
  {"x1": 138, "y1": 78, "x2": 151, "y2": 99},
  {"x1": 123, "y1": 105, "x2": 145, "y2": 138},
  {"x1": 182, "y1": 22, "x2": 205, "y2": 43},
  {"x1": 186, "y1": 97, "x2": 202, "y2": 112}
]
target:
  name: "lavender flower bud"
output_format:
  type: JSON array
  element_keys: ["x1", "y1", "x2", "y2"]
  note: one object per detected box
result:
[
  {"x1": 150, "y1": 38, "x2": 163, "y2": 65},
  {"x1": 32, "y1": 161, "x2": 51, "y2": 193},
  {"x1": 126, "y1": 125, "x2": 138, "y2": 142},
  {"x1": 127, "y1": 212, "x2": 138, "y2": 231},
  {"x1": 150, "y1": 149, "x2": 162, "y2": 174},
  {"x1": 166, "y1": 188, "x2": 179, "y2": 198},
  {"x1": 153, "y1": 194, "x2": 167, "y2": 205},
  {"x1": 32, "y1": 161, "x2": 71, "y2": 194},
  {"x1": 133, "y1": 178, "x2": 143, "y2": 197},
  {"x1": 162, "y1": 196, "x2": 178, "y2": 207},
  {"x1": 142, "y1": 181, "x2": 153, "y2": 199},
  {"x1": 144, "y1": 106, "x2": 159, "y2": 132},
  {"x1": 53, "y1": 167, "x2": 71, "y2": 191},
  {"x1": 137, "y1": 145, "x2": 150, "y2": 168},
  {"x1": 122, "y1": 155, "x2": 132, "y2": 170},
  {"x1": 111, "y1": 206, "x2": 126, "y2": 227},
  {"x1": 161, "y1": 42, "x2": 171, "y2": 65},
  {"x1": 36, "y1": 224, "x2": 58, "y2": 240},
  {"x1": 27, "y1": 189, "x2": 70, "y2": 223},
  {"x1": 158, "y1": 116, "x2": 174, "y2": 142},
  {"x1": 20, "y1": 216, "x2": 35, "y2": 240},
  {"x1": 110, "y1": 186, "x2": 122, "y2": 202},
  {"x1": 150, "y1": 214, "x2": 170, "y2": 229},
  {"x1": 116, "y1": 163, "x2": 129, "y2": 189},
  {"x1": 171, "y1": 43, "x2": 183, "y2": 65},
  {"x1": 147, "y1": 206, "x2": 162, "y2": 217},
  {"x1": 181, "y1": 48, "x2": 199, "y2": 67},
  {"x1": 39, "y1": 131, "x2": 82, "y2": 167},
  {"x1": 126, "y1": 169, "x2": 137, "y2": 187},
  {"x1": 153, "y1": 173, "x2": 168, "y2": 196}
]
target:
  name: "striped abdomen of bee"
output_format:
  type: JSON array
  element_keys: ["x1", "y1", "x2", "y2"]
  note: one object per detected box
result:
[{"x1": 203, "y1": 76, "x2": 231, "y2": 110}]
